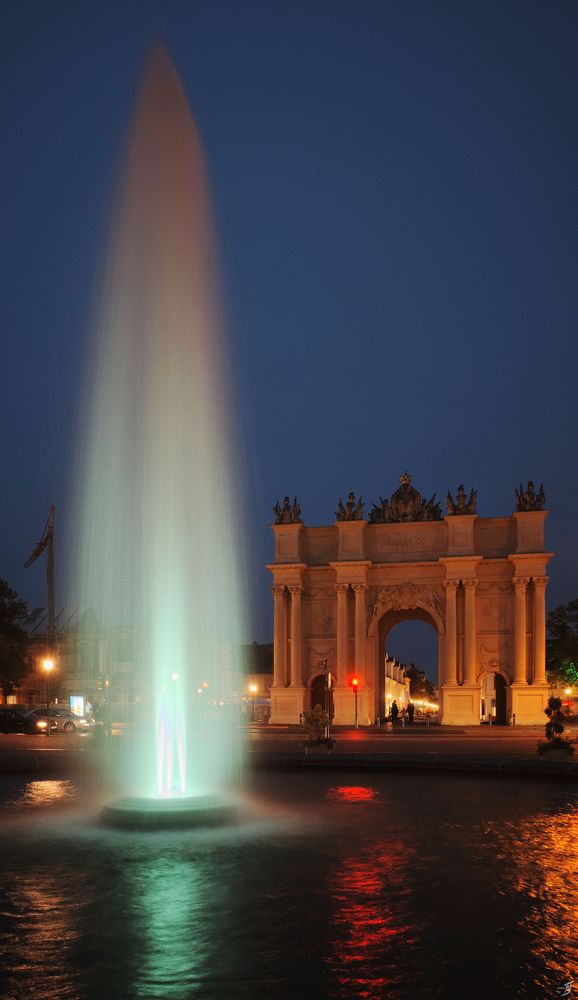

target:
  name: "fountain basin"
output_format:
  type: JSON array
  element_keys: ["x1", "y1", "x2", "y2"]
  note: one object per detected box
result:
[{"x1": 101, "y1": 794, "x2": 241, "y2": 830}]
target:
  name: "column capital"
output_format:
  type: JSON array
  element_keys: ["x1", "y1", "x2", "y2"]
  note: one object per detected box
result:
[
  {"x1": 335, "y1": 583, "x2": 350, "y2": 595},
  {"x1": 444, "y1": 580, "x2": 459, "y2": 591},
  {"x1": 463, "y1": 579, "x2": 477, "y2": 591},
  {"x1": 352, "y1": 583, "x2": 368, "y2": 594},
  {"x1": 272, "y1": 585, "x2": 286, "y2": 598},
  {"x1": 513, "y1": 576, "x2": 530, "y2": 591},
  {"x1": 533, "y1": 576, "x2": 548, "y2": 589},
  {"x1": 288, "y1": 584, "x2": 303, "y2": 596}
]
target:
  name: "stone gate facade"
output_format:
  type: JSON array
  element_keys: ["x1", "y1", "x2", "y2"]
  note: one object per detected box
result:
[{"x1": 267, "y1": 475, "x2": 552, "y2": 726}]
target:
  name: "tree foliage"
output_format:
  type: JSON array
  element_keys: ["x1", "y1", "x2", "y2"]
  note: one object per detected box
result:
[
  {"x1": 538, "y1": 696, "x2": 574, "y2": 755},
  {"x1": 546, "y1": 598, "x2": 578, "y2": 685},
  {"x1": 0, "y1": 579, "x2": 29, "y2": 697},
  {"x1": 303, "y1": 705, "x2": 329, "y2": 741},
  {"x1": 404, "y1": 664, "x2": 436, "y2": 698}
]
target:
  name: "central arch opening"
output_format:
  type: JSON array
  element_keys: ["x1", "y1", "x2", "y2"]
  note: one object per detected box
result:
[{"x1": 378, "y1": 611, "x2": 439, "y2": 720}]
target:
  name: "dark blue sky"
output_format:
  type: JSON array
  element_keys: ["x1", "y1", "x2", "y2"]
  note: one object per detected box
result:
[{"x1": 2, "y1": 2, "x2": 577, "y2": 676}]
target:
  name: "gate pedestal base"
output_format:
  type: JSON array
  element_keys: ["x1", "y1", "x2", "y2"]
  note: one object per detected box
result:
[
  {"x1": 440, "y1": 684, "x2": 480, "y2": 726},
  {"x1": 269, "y1": 685, "x2": 305, "y2": 724}
]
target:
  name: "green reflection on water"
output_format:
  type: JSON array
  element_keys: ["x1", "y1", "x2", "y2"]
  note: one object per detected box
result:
[{"x1": 131, "y1": 855, "x2": 207, "y2": 999}]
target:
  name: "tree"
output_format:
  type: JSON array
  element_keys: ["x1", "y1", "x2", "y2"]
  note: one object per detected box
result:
[
  {"x1": 546, "y1": 598, "x2": 578, "y2": 685},
  {"x1": 538, "y1": 696, "x2": 574, "y2": 756},
  {"x1": 404, "y1": 663, "x2": 435, "y2": 698},
  {"x1": 0, "y1": 579, "x2": 29, "y2": 698}
]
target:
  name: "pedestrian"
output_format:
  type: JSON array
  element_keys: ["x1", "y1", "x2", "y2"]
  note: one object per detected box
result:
[
  {"x1": 407, "y1": 702, "x2": 415, "y2": 725},
  {"x1": 391, "y1": 700, "x2": 399, "y2": 726},
  {"x1": 98, "y1": 702, "x2": 112, "y2": 737}
]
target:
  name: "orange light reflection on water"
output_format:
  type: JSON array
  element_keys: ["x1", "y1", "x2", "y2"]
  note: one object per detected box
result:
[{"x1": 506, "y1": 805, "x2": 578, "y2": 985}]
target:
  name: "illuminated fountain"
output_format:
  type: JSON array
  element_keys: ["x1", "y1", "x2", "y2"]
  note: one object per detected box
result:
[{"x1": 70, "y1": 45, "x2": 247, "y2": 828}]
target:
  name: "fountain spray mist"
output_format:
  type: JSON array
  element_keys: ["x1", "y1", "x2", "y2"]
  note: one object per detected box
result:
[{"x1": 70, "y1": 45, "x2": 248, "y2": 804}]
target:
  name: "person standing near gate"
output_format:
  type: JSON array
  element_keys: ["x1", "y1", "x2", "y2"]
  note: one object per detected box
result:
[
  {"x1": 391, "y1": 700, "x2": 399, "y2": 726},
  {"x1": 407, "y1": 702, "x2": 415, "y2": 725}
]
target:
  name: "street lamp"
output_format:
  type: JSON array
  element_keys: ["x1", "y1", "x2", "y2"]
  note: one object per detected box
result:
[
  {"x1": 249, "y1": 683, "x2": 258, "y2": 722},
  {"x1": 42, "y1": 658, "x2": 55, "y2": 737},
  {"x1": 351, "y1": 676, "x2": 360, "y2": 729}
]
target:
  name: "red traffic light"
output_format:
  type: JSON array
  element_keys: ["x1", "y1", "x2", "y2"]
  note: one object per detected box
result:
[{"x1": 351, "y1": 676, "x2": 360, "y2": 687}]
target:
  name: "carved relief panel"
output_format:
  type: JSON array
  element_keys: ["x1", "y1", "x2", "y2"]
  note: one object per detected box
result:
[
  {"x1": 477, "y1": 583, "x2": 512, "y2": 632},
  {"x1": 305, "y1": 642, "x2": 336, "y2": 679},
  {"x1": 478, "y1": 638, "x2": 511, "y2": 679}
]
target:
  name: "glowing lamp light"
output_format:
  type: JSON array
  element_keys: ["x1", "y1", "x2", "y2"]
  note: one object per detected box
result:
[
  {"x1": 249, "y1": 684, "x2": 258, "y2": 694},
  {"x1": 42, "y1": 658, "x2": 55, "y2": 672},
  {"x1": 565, "y1": 688, "x2": 572, "y2": 695},
  {"x1": 351, "y1": 676, "x2": 360, "y2": 688}
]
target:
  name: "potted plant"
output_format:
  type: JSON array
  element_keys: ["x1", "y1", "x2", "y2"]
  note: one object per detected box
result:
[
  {"x1": 538, "y1": 696, "x2": 575, "y2": 759},
  {"x1": 302, "y1": 704, "x2": 333, "y2": 748}
]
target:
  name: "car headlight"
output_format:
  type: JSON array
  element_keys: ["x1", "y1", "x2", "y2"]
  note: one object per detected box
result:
[{"x1": 36, "y1": 720, "x2": 47, "y2": 729}]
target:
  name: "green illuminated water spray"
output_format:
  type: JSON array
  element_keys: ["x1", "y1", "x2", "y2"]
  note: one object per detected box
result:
[{"x1": 70, "y1": 45, "x2": 247, "y2": 812}]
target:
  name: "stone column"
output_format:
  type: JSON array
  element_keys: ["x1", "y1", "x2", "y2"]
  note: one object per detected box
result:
[
  {"x1": 533, "y1": 576, "x2": 548, "y2": 684},
  {"x1": 272, "y1": 586, "x2": 286, "y2": 687},
  {"x1": 353, "y1": 584, "x2": 367, "y2": 679},
  {"x1": 513, "y1": 577, "x2": 529, "y2": 684},
  {"x1": 463, "y1": 579, "x2": 477, "y2": 685},
  {"x1": 335, "y1": 584, "x2": 349, "y2": 680},
  {"x1": 444, "y1": 581, "x2": 458, "y2": 685},
  {"x1": 289, "y1": 585, "x2": 303, "y2": 687}
]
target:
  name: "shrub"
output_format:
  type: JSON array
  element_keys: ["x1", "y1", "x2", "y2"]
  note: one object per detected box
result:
[{"x1": 538, "y1": 696, "x2": 574, "y2": 755}]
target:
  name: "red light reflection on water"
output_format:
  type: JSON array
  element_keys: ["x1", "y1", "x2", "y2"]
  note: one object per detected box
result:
[
  {"x1": 326, "y1": 837, "x2": 414, "y2": 998},
  {"x1": 327, "y1": 786, "x2": 378, "y2": 803}
]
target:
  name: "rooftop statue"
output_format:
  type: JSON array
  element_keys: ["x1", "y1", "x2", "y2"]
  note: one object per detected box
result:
[
  {"x1": 369, "y1": 495, "x2": 393, "y2": 523},
  {"x1": 335, "y1": 491, "x2": 364, "y2": 521},
  {"x1": 369, "y1": 472, "x2": 442, "y2": 523},
  {"x1": 515, "y1": 481, "x2": 545, "y2": 512},
  {"x1": 273, "y1": 496, "x2": 302, "y2": 524},
  {"x1": 446, "y1": 484, "x2": 477, "y2": 515}
]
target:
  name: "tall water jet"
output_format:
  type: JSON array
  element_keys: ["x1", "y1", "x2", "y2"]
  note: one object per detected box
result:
[{"x1": 70, "y1": 45, "x2": 248, "y2": 824}]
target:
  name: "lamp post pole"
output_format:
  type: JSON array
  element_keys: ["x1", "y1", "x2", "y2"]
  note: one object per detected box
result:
[
  {"x1": 249, "y1": 684, "x2": 257, "y2": 723},
  {"x1": 42, "y1": 658, "x2": 54, "y2": 737}
]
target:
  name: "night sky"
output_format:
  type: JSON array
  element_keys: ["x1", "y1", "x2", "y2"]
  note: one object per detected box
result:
[{"x1": 2, "y1": 2, "x2": 577, "y2": 679}]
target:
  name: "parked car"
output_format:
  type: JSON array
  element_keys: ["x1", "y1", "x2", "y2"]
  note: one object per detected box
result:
[
  {"x1": 0, "y1": 707, "x2": 53, "y2": 734},
  {"x1": 31, "y1": 707, "x2": 94, "y2": 734}
]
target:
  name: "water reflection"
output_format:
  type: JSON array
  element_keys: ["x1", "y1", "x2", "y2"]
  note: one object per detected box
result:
[
  {"x1": 502, "y1": 803, "x2": 578, "y2": 992},
  {"x1": 1, "y1": 774, "x2": 578, "y2": 999},
  {"x1": 327, "y1": 786, "x2": 379, "y2": 803},
  {"x1": 130, "y1": 855, "x2": 207, "y2": 998},
  {"x1": 2, "y1": 867, "x2": 89, "y2": 1000},
  {"x1": 22, "y1": 780, "x2": 77, "y2": 806},
  {"x1": 326, "y1": 834, "x2": 415, "y2": 998}
]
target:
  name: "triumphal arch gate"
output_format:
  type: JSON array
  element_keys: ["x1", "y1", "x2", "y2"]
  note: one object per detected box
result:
[{"x1": 267, "y1": 475, "x2": 552, "y2": 726}]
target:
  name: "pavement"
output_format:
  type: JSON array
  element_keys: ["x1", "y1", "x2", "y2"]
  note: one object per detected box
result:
[{"x1": 0, "y1": 723, "x2": 577, "y2": 780}]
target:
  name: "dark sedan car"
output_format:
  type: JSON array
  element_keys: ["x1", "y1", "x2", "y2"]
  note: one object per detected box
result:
[{"x1": 0, "y1": 707, "x2": 51, "y2": 734}]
